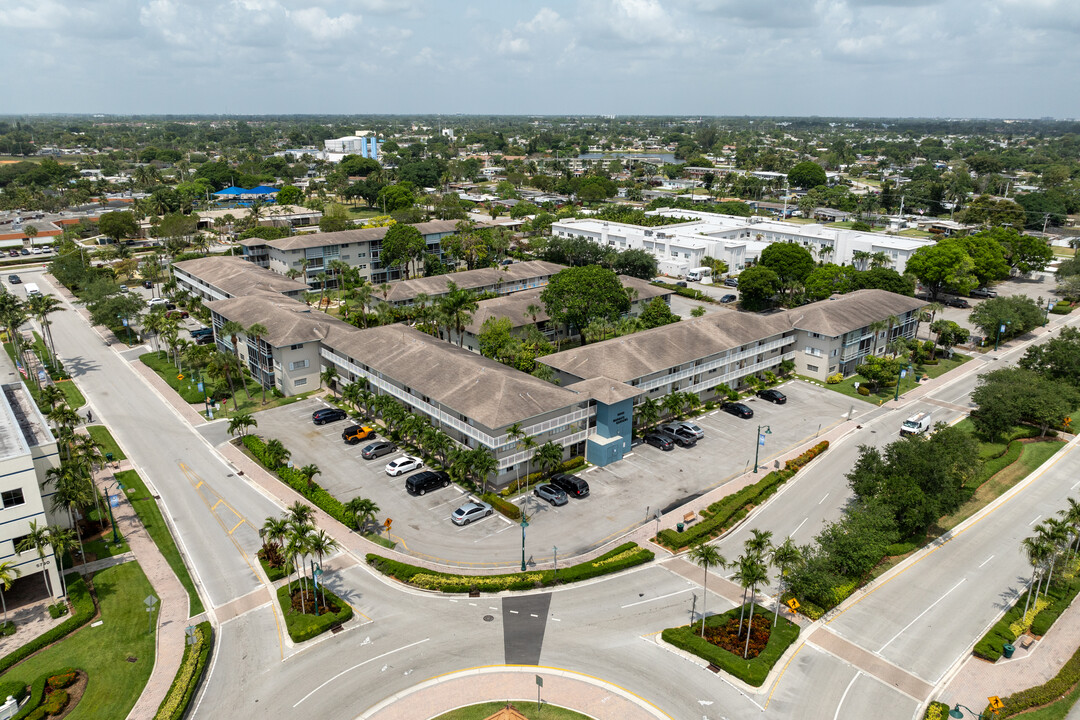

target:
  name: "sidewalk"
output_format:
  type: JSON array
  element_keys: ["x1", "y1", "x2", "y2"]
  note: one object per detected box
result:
[{"x1": 85, "y1": 452, "x2": 193, "y2": 720}]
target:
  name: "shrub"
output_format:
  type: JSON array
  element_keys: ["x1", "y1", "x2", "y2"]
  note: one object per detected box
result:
[
  {"x1": 1051, "y1": 301, "x2": 1072, "y2": 315},
  {"x1": 481, "y1": 493, "x2": 521, "y2": 520},
  {"x1": 242, "y1": 435, "x2": 353, "y2": 527},
  {"x1": 46, "y1": 672, "x2": 76, "y2": 690},
  {"x1": 884, "y1": 542, "x2": 917, "y2": 557},
  {"x1": 154, "y1": 621, "x2": 212, "y2": 720},
  {"x1": 661, "y1": 604, "x2": 800, "y2": 686},
  {"x1": 924, "y1": 701, "x2": 950, "y2": 720},
  {"x1": 275, "y1": 585, "x2": 353, "y2": 643},
  {"x1": 992, "y1": 636, "x2": 1080, "y2": 717},
  {"x1": 47, "y1": 603, "x2": 67, "y2": 619},
  {"x1": 857, "y1": 385, "x2": 871, "y2": 396},
  {"x1": 0, "y1": 680, "x2": 27, "y2": 704},
  {"x1": 367, "y1": 542, "x2": 654, "y2": 593},
  {"x1": 826, "y1": 373, "x2": 844, "y2": 385},
  {"x1": 0, "y1": 577, "x2": 93, "y2": 676},
  {"x1": 13, "y1": 668, "x2": 80, "y2": 720}
]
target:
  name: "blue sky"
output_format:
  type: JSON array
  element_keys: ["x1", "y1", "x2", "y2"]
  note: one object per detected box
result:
[{"x1": 3, "y1": 0, "x2": 1078, "y2": 118}]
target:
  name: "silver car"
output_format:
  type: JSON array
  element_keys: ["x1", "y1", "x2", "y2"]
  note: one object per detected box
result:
[
  {"x1": 668, "y1": 421, "x2": 704, "y2": 440},
  {"x1": 451, "y1": 501, "x2": 493, "y2": 526},
  {"x1": 533, "y1": 483, "x2": 568, "y2": 506}
]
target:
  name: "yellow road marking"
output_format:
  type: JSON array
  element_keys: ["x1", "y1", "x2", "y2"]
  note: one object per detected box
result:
[{"x1": 229, "y1": 519, "x2": 245, "y2": 534}]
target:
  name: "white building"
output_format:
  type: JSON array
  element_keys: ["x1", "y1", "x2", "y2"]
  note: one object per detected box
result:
[{"x1": 323, "y1": 132, "x2": 382, "y2": 162}]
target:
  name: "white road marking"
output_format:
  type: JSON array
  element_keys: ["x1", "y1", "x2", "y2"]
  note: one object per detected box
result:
[
  {"x1": 1028, "y1": 515, "x2": 1042, "y2": 526},
  {"x1": 468, "y1": 603, "x2": 476, "y2": 607},
  {"x1": 978, "y1": 555, "x2": 995, "y2": 568},
  {"x1": 818, "y1": 493, "x2": 829, "y2": 505},
  {"x1": 879, "y1": 579, "x2": 965, "y2": 652},
  {"x1": 292, "y1": 638, "x2": 430, "y2": 707},
  {"x1": 509, "y1": 610, "x2": 519, "y2": 614},
  {"x1": 530, "y1": 613, "x2": 538, "y2": 617},
  {"x1": 792, "y1": 518, "x2": 808, "y2": 536},
  {"x1": 834, "y1": 671, "x2": 862, "y2": 720},
  {"x1": 621, "y1": 588, "x2": 694, "y2": 608},
  {"x1": 1072, "y1": 478, "x2": 1080, "y2": 490}
]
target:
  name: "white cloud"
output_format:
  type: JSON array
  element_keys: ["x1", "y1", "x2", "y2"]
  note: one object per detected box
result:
[
  {"x1": 290, "y1": 7, "x2": 362, "y2": 41},
  {"x1": 497, "y1": 30, "x2": 530, "y2": 55},
  {"x1": 520, "y1": 7, "x2": 566, "y2": 33}
]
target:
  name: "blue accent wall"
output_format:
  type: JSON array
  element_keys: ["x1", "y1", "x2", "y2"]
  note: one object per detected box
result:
[{"x1": 586, "y1": 398, "x2": 634, "y2": 467}]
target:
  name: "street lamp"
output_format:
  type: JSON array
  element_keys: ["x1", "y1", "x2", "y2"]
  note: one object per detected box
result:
[
  {"x1": 948, "y1": 703, "x2": 994, "y2": 719},
  {"x1": 753, "y1": 425, "x2": 772, "y2": 473},
  {"x1": 520, "y1": 515, "x2": 529, "y2": 572},
  {"x1": 1044, "y1": 300, "x2": 1054, "y2": 326},
  {"x1": 994, "y1": 320, "x2": 1011, "y2": 351},
  {"x1": 104, "y1": 478, "x2": 124, "y2": 544},
  {"x1": 894, "y1": 363, "x2": 913, "y2": 402}
]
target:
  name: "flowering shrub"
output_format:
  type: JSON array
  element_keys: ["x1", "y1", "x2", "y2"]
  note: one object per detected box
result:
[
  {"x1": 153, "y1": 622, "x2": 212, "y2": 720},
  {"x1": 46, "y1": 672, "x2": 76, "y2": 690},
  {"x1": 703, "y1": 613, "x2": 772, "y2": 659},
  {"x1": 1009, "y1": 598, "x2": 1049, "y2": 638},
  {"x1": 826, "y1": 373, "x2": 844, "y2": 385}
]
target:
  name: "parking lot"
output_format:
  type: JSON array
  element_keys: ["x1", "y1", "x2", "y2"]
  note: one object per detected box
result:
[
  {"x1": 246, "y1": 381, "x2": 851, "y2": 568},
  {"x1": 922, "y1": 271, "x2": 1057, "y2": 343}
]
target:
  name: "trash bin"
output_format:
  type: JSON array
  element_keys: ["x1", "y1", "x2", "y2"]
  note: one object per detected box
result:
[
  {"x1": 105, "y1": 453, "x2": 114, "y2": 463},
  {"x1": 1003, "y1": 643, "x2": 1015, "y2": 659},
  {"x1": 677, "y1": 523, "x2": 685, "y2": 533}
]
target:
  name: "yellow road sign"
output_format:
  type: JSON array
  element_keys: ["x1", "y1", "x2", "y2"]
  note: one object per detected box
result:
[
  {"x1": 177, "y1": 374, "x2": 184, "y2": 380},
  {"x1": 384, "y1": 518, "x2": 393, "y2": 529},
  {"x1": 988, "y1": 697, "x2": 1004, "y2": 711},
  {"x1": 786, "y1": 598, "x2": 800, "y2": 611}
]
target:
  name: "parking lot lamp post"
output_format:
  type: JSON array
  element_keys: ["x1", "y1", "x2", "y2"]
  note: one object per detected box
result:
[
  {"x1": 948, "y1": 703, "x2": 995, "y2": 719},
  {"x1": 104, "y1": 479, "x2": 124, "y2": 544},
  {"x1": 520, "y1": 516, "x2": 529, "y2": 572},
  {"x1": 894, "y1": 363, "x2": 913, "y2": 402},
  {"x1": 994, "y1": 321, "x2": 1011, "y2": 351},
  {"x1": 1044, "y1": 300, "x2": 1053, "y2": 326},
  {"x1": 753, "y1": 425, "x2": 772, "y2": 473}
]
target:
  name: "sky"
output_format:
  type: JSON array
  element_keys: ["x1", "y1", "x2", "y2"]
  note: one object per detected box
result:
[{"x1": 3, "y1": 0, "x2": 1079, "y2": 118}]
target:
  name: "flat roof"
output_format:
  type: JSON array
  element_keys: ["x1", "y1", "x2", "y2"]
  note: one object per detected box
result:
[
  {"x1": 384, "y1": 260, "x2": 565, "y2": 304},
  {"x1": 205, "y1": 295, "x2": 357, "y2": 348},
  {"x1": 788, "y1": 289, "x2": 926, "y2": 337},
  {"x1": 265, "y1": 219, "x2": 463, "y2": 252},
  {"x1": 540, "y1": 311, "x2": 795, "y2": 383},
  {"x1": 328, "y1": 325, "x2": 583, "y2": 430},
  {"x1": 173, "y1": 256, "x2": 309, "y2": 298},
  {"x1": 0, "y1": 383, "x2": 52, "y2": 460}
]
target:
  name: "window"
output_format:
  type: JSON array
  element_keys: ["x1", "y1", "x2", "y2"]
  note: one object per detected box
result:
[
  {"x1": 295, "y1": 378, "x2": 308, "y2": 386},
  {"x1": 807, "y1": 364, "x2": 819, "y2": 372},
  {"x1": 290, "y1": 344, "x2": 304, "y2": 350},
  {"x1": 1, "y1": 488, "x2": 25, "y2": 509},
  {"x1": 831, "y1": 348, "x2": 839, "y2": 357},
  {"x1": 289, "y1": 359, "x2": 309, "y2": 371}
]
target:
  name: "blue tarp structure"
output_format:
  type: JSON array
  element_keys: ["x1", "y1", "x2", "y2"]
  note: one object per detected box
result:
[
  {"x1": 212, "y1": 186, "x2": 246, "y2": 196},
  {"x1": 250, "y1": 185, "x2": 280, "y2": 195},
  {"x1": 212, "y1": 186, "x2": 279, "y2": 197}
]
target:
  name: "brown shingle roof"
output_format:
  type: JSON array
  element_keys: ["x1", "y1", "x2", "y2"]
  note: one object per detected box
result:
[
  {"x1": 789, "y1": 289, "x2": 925, "y2": 337},
  {"x1": 173, "y1": 256, "x2": 308, "y2": 298},
  {"x1": 205, "y1": 295, "x2": 356, "y2": 348},
  {"x1": 384, "y1": 261, "x2": 565, "y2": 304},
  {"x1": 264, "y1": 220, "x2": 463, "y2": 251}
]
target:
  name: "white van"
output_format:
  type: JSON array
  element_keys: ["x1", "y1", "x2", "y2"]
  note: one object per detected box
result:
[
  {"x1": 24, "y1": 283, "x2": 40, "y2": 297},
  {"x1": 685, "y1": 267, "x2": 713, "y2": 283}
]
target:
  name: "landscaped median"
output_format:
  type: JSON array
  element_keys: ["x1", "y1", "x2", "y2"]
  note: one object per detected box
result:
[
  {"x1": 275, "y1": 583, "x2": 353, "y2": 643},
  {"x1": 153, "y1": 621, "x2": 212, "y2": 720},
  {"x1": 661, "y1": 604, "x2": 800, "y2": 687},
  {"x1": 242, "y1": 435, "x2": 354, "y2": 528},
  {"x1": 985, "y1": 633, "x2": 1080, "y2": 718},
  {"x1": 367, "y1": 542, "x2": 654, "y2": 593},
  {"x1": 658, "y1": 441, "x2": 829, "y2": 551},
  {"x1": 973, "y1": 571, "x2": 1080, "y2": 662}
]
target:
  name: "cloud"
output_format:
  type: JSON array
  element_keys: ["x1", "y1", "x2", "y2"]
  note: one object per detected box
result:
[
  {"x1": 497, "y1": 30, "x2": 531, "y2": 55},
  {"x1": 290, "y1": 7, "x2": 362, "y2": 41},
  {"x1": 519, "y1": 7, "x2": 566, "y2": 34}
]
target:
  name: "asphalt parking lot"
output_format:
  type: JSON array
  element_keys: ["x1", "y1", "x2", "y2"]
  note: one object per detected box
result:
[
  {"x1": 247, "y1": 381, "x2": 850, "y2": 568},
  {"x1": 922, "y1": 271, "x2": 1056, "y2": 342}
]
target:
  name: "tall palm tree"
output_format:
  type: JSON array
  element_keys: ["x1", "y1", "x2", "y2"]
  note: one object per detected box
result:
[
  {"x1": 662, "y1": 392, "x2": 684, "y2": 421},
  {"x1": 228, "y1": 412, "x2": 256, "y2": 438},
  {"x1": 1020, "y1": 534, "x2": 1052, "y2": 618},
  {"x1": 264, "y1": 438, "x2": 291, "y2": 468},
  {"x1": 0, "y1": 561, "x2": 21, "y2": 627},
  {"x1": 16, "y1": 521, "x2": 53, "y2": 598},
  {"x1": 306, "y1": 529, "x2": 339, "y2": 612},
  {"x1": 46, "y1": 465, "x2": 93, "y2": 563},
  {"x1": 344, "y1": 497, "x2": 380, "y2": 532},
  {"x1": 284, "y1": 522, "x2": 311, "y2": 604},
  {"x1": 207, "y1": 350, "x2": 242, "y2": 411},
  {"x1": 320, "y1": 366, "x2": 339, "y2": 398},
  {"x1": 1036, "y1": 519, "x2": 1069, "y2": 596},
  {"x1": 245, "y1": 323, "x2": 270, "y2": 405},
  {"x1": 688, "y1": 541, "x2": 727, "y2": 638},
  {"x1": 27, "y1": 293, "x2": 65, "y2": 370},
  {"x1": 342, "y1": 380, "x2": 364, "y2": 416},
  {"x1": 46, "y1": 526, "x2": 76, "y2": 598},
  {"x1": 771, "y1": 537, "x2": 802, "y2": 626},
  {"x1": 438, "y1": 282, "x2": 479, "y2": 346},
  {"x1": 735, "y1": 554, "x2": 769, "y2": 657},
  {"x1": 259, "y1": 515, "x2": 290, "y2": 556},
  {"x1": 469, "y1": 447, "x2": 498, "y2": 494},
  {"x1": 868, "y1": 319, "x2": 888, "y2": 357},
  {"x1": 38, "y1": 385, "x2": 64, "y2": 412},
  {"x1": 534, "y1": 441, "x2": 563, "y2": 479},
  {"x1": 635, "y1": 397, "x2": 660, "y2": 431},
  {"x1": 353, "y1": 283, "x2": 374, "y2": 328},
  {"x1": 1059, "y1": 497, "x2": 1080, "y2": 561}
]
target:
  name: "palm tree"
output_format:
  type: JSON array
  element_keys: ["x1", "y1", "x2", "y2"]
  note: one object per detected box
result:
[
  {"x1": 46, "y1": 526, "x2": 76, "y2": 598},
  {"x1": 245, "y1": 323, "x2": 270, "y2": 405},
  {"x1": 264, "y1": 438, "x2": 291, "y2": 468},
  {"x1": 26, "y1": 293, "x2": 65, "y2": 370},
  {"x1": 1020, "y1": 534, "x2": 1052, "y2": 618},
  {"x1": 438, "y1": 282, "x2": 479, "y2": 346},
  {"x1": 46, "y1": 465, "x2": 93, "y2": 562},
  {"x1": 469, "y1": 447, "x2": 498, "y2": 494},
  {"x1": 342, "y1": 380, "x2": 364, "y2": 416},
  {"x1": 852, "y1": 249, "x2": 872, "y2": 271},
  {"x1": 298, "y1": 463, "x2": 321, "y2": 490},
  {"x1": 38, "y1": 385, "x2": 64, "y2": 411},
  {"x1": 534, "y1": 441, "x2": 563, "y2": 479},
  {"x1": 1036, "y1": 519, "x2": 1069, "y2": 596},
  {"x1": 320, "y1": 366, "x2": 339, "y2": 397},
  {"x1": 228, "y1": 412, "x2": 256, "y2": 438},
  {"x1": 1059, "y1": 497, "x2": 1080, "y2": 561},
  {"x1": 306, "y1": 529, "x2": 339, "y2": 612},
  {"x1": 681, "y1": 392, "x2": 702, "y2": 416},
  {"x1": 868, "y1": 319, "x2": 888, "y2": 357},
  {"x1": 353, "y1": 283, "x2": 374, "y2": 328},
  {"x1": 284, "y1": 522, "x2": 311, "y2": 605},
  {"x1": 687, "y1": 541, "x2": 727, "y2": 637},
  {"x1": 16, "y1": 521, "x2": 53, "y2": 598},
  {"x1": 735, "y1": 554, "x2": 769, "y2": 657},
  {"x1": 259, "y1": 515, "x2": 289, "y2": 556},
  {"x1": 506, "y1": 423, "x2": 527, "y2": 485},
  {"x1": 0, "y1": 561, "x2": 21, "y2": 627},
  {"x1": 344, "y1": 497, "x2": 380, "y2": 532},
  {"x1": 635, "y1": 397, "x2": 660, "y2": 431},
  {"x1": 771, "y1": 537, "x2": 802, "y2": 626},
  {"x1": 427, "y1": 431, "x2": 453, "y2": 469},
  {"x1": 220, "y1": 320, "x2": 251, "y2": 399},
  {"x1": 316, "y1": 272, "x2": 329, "y2": 308},
  {"x1": 207, "y1": 350, "x2": 242, "y2": 412},
  {"x1": 662, "y1": 392, "x2": 684, "y2": 421}
]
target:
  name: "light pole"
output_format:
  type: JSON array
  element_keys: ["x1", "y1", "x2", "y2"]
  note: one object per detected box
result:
[
  {"x1": 520, "y1": 515, "x2": 529, "y2": 572},
  {"x1": 1044, "y1": 300, "x2": 1053, "y2": 326},
  {"x1": 104, "y1": 478, "x2": 124, "y2": 544},
  {"x1": 894, "y1": 362, "x2": 913, "y2": 402},
  {"x1": 948, "y1": 703, "x2": 996, "y2": 719},
  {"x1": 753, "y1": 425, "x2": 772, "y2": 473},
  {"x1": 994, "y1": 320, "x2": 1011, "y2": 351}
]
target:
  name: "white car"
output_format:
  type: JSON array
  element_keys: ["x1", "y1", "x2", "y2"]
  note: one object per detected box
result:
[
  {"x1": 385, "y1": 455, "x2": 423, "y2": 477},
  {"x1": 148, "y1": 298, "x2": 167, "y2": 307}
]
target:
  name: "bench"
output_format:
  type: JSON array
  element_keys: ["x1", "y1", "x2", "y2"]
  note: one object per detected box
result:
[
  {"x1": 1020, "y1": 635, "x2": 1034, "y2": 649},
  {"x1": 683, "y1": 511, "x2": 697, "y2": 525}
]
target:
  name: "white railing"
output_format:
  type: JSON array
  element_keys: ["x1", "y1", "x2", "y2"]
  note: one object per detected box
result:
[{"x1": 636, "y1": 335, "x2": 794, "y2": 392}]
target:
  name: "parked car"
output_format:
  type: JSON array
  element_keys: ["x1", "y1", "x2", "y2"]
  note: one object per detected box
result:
[
  {"x1": 723, "y1": 277, "x2": 739, "y2": 287},
  {"x1": 119, "y1": 284, "x2": 128, "y2": 292},
  {"x1": 675, "y1": 281, "x2": 688, "y2": 288},
  {"x1": 361, "y1": 441, "x2": 397, "y2": 459},
  {"x1": 549, "y1": 472, "x2": 590, "y2": 498},
  {"x1": 148, "y1": 297, "x2": 166, "y2": 307},
  {"x1": 19, "y1": 248, "x2": 29, "y2": 256},
  {"x1": 311, "y1": 407, "x2": 348, "y2": 425},
  {"x1": 721, "y1": 401, "x2": 754, "y2": 419},
  {"x1": 944, "y1": 296, "x2": 970, "y2": 308},
  {"x1": 143, "y1": 280, "x2": 154, "y2": 289},
  {"x1": 189, "y1": 327, "x2": 213, "y2": 339},
  {"x1": 194, "y1": 334, "x2": 214, "y2": 346},
  {"x1": 405, "y1": 470, "x2": 451, "y2": 496},
  {"x1": 720, "y1": 294, "x2": 737, "y2": 303},
  {"x1": 165, "y1": 309, "x2": 189, "y2": 320},
  {"x1": 657, "y1": 425, "x2": 697, "y2": 448},
  {"x1": 533, "y1": 483, "x2": 569, "y2": 506},
  {"x1": 756, "y1": 388, "x2": 787, "y2": 404},
  {"x1": 668, "y1": 421, "x2": 704, "y2": 440},
  {"x1": 7, "y1": 275, "x2": 19, "y2": 284},
  {"x1": 165, "y1": 302, "x2": 177, "y2": 311},
  {"x1": 342, "y1": 425, "x2": 375, "y2": 444},
  {"x1": 385, "y1": 455, "x2": 423, "y2": 476},
  {"x1": 7, "y1": 250, "x2": 19, "y2": 258},
  {"x1": 970, "y1": 287, "x2": 997, "y2": 299},
  {"x1": 451, "y1": 501, "x2": 493, "y2": 526},
  {"x1": 642, "y1": 431, "x2": 674, "y2": 451}
]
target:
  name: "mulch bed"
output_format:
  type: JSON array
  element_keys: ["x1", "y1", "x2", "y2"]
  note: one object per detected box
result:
[
  {"x1": 288, "y1": 587, "x2": 340, "y2": 616},
  {"x1": 702, "y1": 612, "x2": 773, "y2": 659}
]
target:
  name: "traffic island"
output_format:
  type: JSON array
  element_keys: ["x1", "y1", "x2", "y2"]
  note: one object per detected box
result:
[
  {"x1": 275, "y1": 583, "x2": 353, "y2": 643},
  {"x1": 661, "y1": 604, "x2": 800, "y2": 687},
  {"x1": 432, "y1": 701, "x2": 592, "y2": 719}
]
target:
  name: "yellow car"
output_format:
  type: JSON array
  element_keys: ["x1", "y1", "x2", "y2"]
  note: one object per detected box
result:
[{"x1": 342, "y1": 425, "x2": 375, "y2": 445}]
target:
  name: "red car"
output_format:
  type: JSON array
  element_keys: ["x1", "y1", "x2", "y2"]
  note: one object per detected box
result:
[{"x1": 165, "y1": 309, "x2": 189, "y2": 319}]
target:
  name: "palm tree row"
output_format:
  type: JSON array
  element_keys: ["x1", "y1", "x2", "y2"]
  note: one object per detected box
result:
[
  {"x1": 1020, "y1": 497, "x2": 1080, "y2": 619},
  {"x1": 15, "y1": 519, "x2": 77, "y2": 604},
  {"x1": 260, "y1": 502, "x2": 339, "y2": 615}
]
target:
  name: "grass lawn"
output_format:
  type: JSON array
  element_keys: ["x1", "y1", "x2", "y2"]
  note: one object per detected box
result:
[
  {"x1": 86, "y1": 425, "x2": 125, "y2": 461},
  {"x1": 0, "y1": 562, "x2": 156, "y2": 720},
  {"x1": 432, "y1": 703, "x2": 592, "y2": 720},
  {"x1": 115, "y1": 470, "x2": 204, "y2": 617},
  {"x1": 806, "y1": 353, "x2": 971, "y2": 405},
  {"x1": 55, "y1": 379, "x2": 85, "y2": 409},
  {"x1": 1053, "y1": 246, "x2": 1076, "y2": 258},
  {"x1": 346, "y1": 207, "x2": 381, "y2": 219},
  {"x1": 1011, "y1": 682, "x2": 1080, "y2": 720},
  {"x1": 79, "y1": 537, "x2": 130, "y2": 560},
  {"x1": 898, "y1": 229, "x2": 934, "y2": 238}
]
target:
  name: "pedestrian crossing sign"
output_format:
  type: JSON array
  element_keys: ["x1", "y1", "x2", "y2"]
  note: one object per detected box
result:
[
  {"x1": 988, "y1": 697, "x2": 1003, "y2": 711},
  {"x1": 786, "y1": 598, "x2": 800, "y2": 612}
]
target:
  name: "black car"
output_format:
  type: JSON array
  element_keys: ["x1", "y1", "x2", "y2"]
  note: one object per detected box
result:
[
  {"x1": 405, "y1": 470, "x2": 451, "y2": 496},
  {"x1": 549, "y1": 472, "x2": 589, "y2": 498},
  {"x1": 675, "y1": 281, "x2": 688, "y2": 288},
  {"x1": 944, "y1": 296, "x2": 970, "y2": 309},
  {"x1": 143, "y1": 280, "x2": 154, "y2": 289},
  {"x1": 7, "y1": 275, "x2": 19, "y2": 284},
  {"x1": 361, "y1": 441, "x2": 397, "y2": 460},
  {"x1": 312, "y1": 407, "x2": 348, "y2": 425},
  {"x1": 724, "y1": 277, "x2": 739, "y2": 287},
  {"x1": 721, "y1": 401, "x2": 754, "y2": 419},
  {"x1": 756, "y1": 388, "x2": 787, "y2": 404},
  {"x1": 643, "y1": 431, "x2": 674, "y2": 451},
  {"x1": 720, "y1": 294, "x2": 737, "y2": 303},
  {"x1": 194, "y1": 334, "x2": 214, "y2": 345},
  {"x1": 19, "y1": 248, "x2": 29, "y2": 256}
]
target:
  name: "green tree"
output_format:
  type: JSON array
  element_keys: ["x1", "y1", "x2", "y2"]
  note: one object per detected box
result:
[
  {"x1": 904, "y1": 241, "x2": 977, "y2": 300},
  {"x1": 771, "y1": 537, "x2": 802, "y2": 627},
  {"x1": 344, "y1": 497, "x2": 380, "y2": 532},
  {"x1": 788, "y1": 161, "x2": 827, "y2": 189},
  {"x1": 377, "y1": 183, "x2": 416, "y2": 213},
  {"x1": 687, "y1": 542, "x2": 727, "y2": 638},
  {"x1": 275, "y1": 185, "x2": 303, "y2": 206},
  {"x1": 1020, "y1": 327, "x2": 1080, "y2": 385},
  {"x1": 804, "y1": 264, "x2": 855, "y2": 301},
  {"x1": 533, "y1": 441, "x2": 564, "y2": 478},
  {"x1": 246, "y1": 323, "x2": 270, "y2": 405},
  {"x1": 993, "y1": 228, "x2": 1054, "y2": 275},
  {"x1": 380, "y1": 224, "x2": 427, "y2": 280},
  {"x1": 734, "y1": 265, "x2": 780, "y2": 310},
  {"x1": 760, "y1": 243, "x2": 815, "y2": 301},
  {"x1": 612, "y1": 248, "x2": 658, "y2": 280},
  {"x1": 477, "y1": 316, "x2": 518, "y2": 364},
  {"x1": 969, "y1": 294, "x2": 1046, "y2": 339},
  {"x1": 97, "y1": 211, "x2": 139, "y2": 243},
  {"x1": 971, "y1": 368, "x2": 1079, "y2": 440},
  {"x1": 855, "y1": 355, "x2": 901, "y2": 392},
  {"x1": 228, "y1": 411, "x2": 256, "y2": 438},
  {"x1": 540, "y1": 266, "x2": 630, "y2": 344},
  {"x1": 638, "y1": 297, "x2": 680, "y2": 329},
  {"x1": 319, "y1": 203, "x2": 352, "y2": 233},
  {"x1": 16, "y1": 521, "x2": 54, "y2": 598},
  {"x1": 0, "y1": 561, "x2": 21, "y2": 627},
  {"x1": 437, "y1": 281, "x2": 479, "y2": 347}
]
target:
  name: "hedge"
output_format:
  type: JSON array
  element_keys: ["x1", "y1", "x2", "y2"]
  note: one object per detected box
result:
[
  {"x1": 659, "y1": 441, "x2": 829, "y2": 550},
  {"x1": 13, "y1": 667, "x2": 80, "y2": 720},
  {"x1": 499, "y1": 456, "x2": 587, "y2": 496},
  {"x1": 974, "y1": 577, "x2": 1080, "y2": 661},
  {"x1": 242, "y1": 435, "x2": 353, "y2": 528},
  {"x1": 276, "y1": 584, "x2": 353, "y2": 643},
  {"x1": 257, "y1": 553, "x2": 291, "y2": 582},
  {"x1": 923, "y1": 701, "x2": 950, "y2": 720},
  {"x1": 0, "y1": 680, "x2": 27, "y2": 704},
  {"x1": 989, "y1": 633, "x2": 1080, "y2": 717},
  {"x1": 367, "y1": 542, "x2": 654, "y2": 593},
  {"x1": 482, "y1": 493, "x2": 521, "y2": 521},
  {"x1": 0, "y1": 576, "x2": 94, "y2": 676},
  {"x1": 661, "y1": 604, "x2": 800, "y2": 686},
  {"x1": 1051, "y1": 301, "x2": 1073, "y2": 315},
  {"x1": 154, "y1": 621, "x2": 212, "y2": 720}
]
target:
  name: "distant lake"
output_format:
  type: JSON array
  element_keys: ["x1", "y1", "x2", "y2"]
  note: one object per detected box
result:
[{"x1": 578, "y1": 152, "x2": 677, "y2": 164}]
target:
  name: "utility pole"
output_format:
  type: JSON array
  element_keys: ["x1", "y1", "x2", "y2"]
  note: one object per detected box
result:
[
  {"x1": 898, "y1": 195, "x2": 905, "y2": 219},
  {"x1": 1043, "y1": 213, "x2": 1051, "y2": 234},
  {"x1": 781, "y1": 180, "x2": 789, "y2": 219}
]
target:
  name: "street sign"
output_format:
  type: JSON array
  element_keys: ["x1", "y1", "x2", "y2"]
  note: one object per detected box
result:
[
  {"x1": 177, "y1": 374, "x2": 184, "y2": 380},
  {"x1": 535, "y1": 675, "x2": 543, "y2": 688},
  {"x1": 383, "y1": 518, "x2": 392, "y2": 530},
  {"x1": 786, "y1": 598, "x2": 800, "y2": 612},
  {"x1": 988, "y1": 697, "x2": 1004, "y2": 711}
]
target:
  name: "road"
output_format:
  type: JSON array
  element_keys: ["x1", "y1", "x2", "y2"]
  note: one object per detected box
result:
[{"x1": 22, "y1": 263, "x2": 1080, "y2": 720}]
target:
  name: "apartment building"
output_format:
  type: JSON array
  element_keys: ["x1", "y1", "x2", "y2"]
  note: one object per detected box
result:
[
  {"x1": 383, "y1": 260, "x2": 565, "y2": 307},
  {"x1": 173, "y1": 256, "x2": 309, "y2": 303}
]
